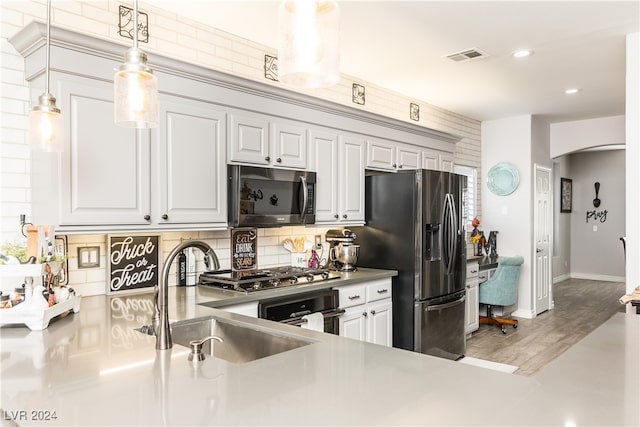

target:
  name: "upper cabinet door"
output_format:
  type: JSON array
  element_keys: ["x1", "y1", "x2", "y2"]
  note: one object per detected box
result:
[
  {"x1": 422, "y1": 148, "x2": 440, "y2": 171},
  {"x1": 366, "y1": 138, "x2": 396, "y2": 171},
  {"x1": 271, "y1": 120, "x2": 308, "y2": 169},
  {"x1": 311, "y1": 128, "x2": 339, "y2": 223},
  {"x1": 228, "y1": 111, "x2": 270, "y2": 165},
  {"x1": 440, "y1": 152, "x2": 455, "y2": 172},
  {"x1": 339, "y1": 135, "x2": 365, "y2": 222},
  {"x1": 156, "y1": 95, "x2": 227, "y2": 225},
  {"x1": 397, "y1": 144, "x2": 421, "y2": 170},
  {"x1": 54, "y1": 75, "x2": 150, "y2": 227}
]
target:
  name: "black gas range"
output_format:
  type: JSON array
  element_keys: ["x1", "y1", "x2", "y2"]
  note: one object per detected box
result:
[{"x1": 198, "y1": 266, "x2": 341, "y2": 294}]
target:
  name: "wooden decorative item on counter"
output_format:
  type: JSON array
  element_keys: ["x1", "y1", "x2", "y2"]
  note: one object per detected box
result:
[{"x1": 107, "y1": 234, "x2": 160, "y2": 294}]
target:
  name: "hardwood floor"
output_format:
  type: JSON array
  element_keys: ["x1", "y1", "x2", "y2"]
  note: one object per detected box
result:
[{"x1": 465, "y1": 278, "x2": 627, "y2": 376}]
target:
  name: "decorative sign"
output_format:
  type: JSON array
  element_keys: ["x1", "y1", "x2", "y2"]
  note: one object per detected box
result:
[
  {"x1": 108, "y1": 235, "x2": 160, "y2": 294},
  {"x1": 352, "y1": 83, "x2": 365, "y2": 105},
  {"x1": 231, "y1": 228, "x2": 257, "y2": 271},
  {"x1": 586, "y1": 210, "x2": 608, "y2": 223},
  {"x1": 410, "y1": 103, "x2": 420, "y2": 121},
  {"x1": 264, "y1": 54, "x2": 278, "y2": 81}
]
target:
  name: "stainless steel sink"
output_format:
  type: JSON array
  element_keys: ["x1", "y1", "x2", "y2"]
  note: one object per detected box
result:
[{"x1": 169, "y1": 317, "x2": 314, "y2": 364}]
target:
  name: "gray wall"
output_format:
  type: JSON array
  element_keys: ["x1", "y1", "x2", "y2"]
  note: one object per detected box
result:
[
  {"x1": 553, "y1": 157, "x2": 572, "y2": 279},
  {"x1": 569, "y1": 150, "x2": 626, "y2": 278}
]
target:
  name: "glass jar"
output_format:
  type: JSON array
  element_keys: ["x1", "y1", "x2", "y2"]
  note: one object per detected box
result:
[{"x1": 0, "y1": 294, "x2": 12, "y2": 309}]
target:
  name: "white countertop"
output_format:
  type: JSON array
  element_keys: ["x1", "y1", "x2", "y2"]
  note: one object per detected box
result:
[{"x1": 1, "y1": 269, "x2": 638, "y2": 426}]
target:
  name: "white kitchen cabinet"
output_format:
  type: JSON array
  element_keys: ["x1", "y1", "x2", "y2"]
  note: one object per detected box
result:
[
  {"x1": 32, "y1": 73, "x2": 229, "y2": 232},
  {"x1": 31, "y1": 73, "x2": 152, "y2": 229},
  {"x1": 338, "y1": 279, "x2": 393, "y2": 347},
  {"x1": 440, "y1": 152, "x2": 455, "y2": 172},
  {"x1": 366, "y1": 138, "x2": 396, "y2": 171},
  {"x1": 220, "y1": 301, "x2": 258, "y2": 318},
  {"x1": 229, "y1": 110, "x2": 308, "y2": 169},
  {"x1": 365, "y1": 139, "x2": 421, "y2": 171},
  {"x1": 313, "y1": 129, "x2": 365, "y2": 224},
  {"x1": 465, "y1": 261, "x2": 480, "y2": 336},
  {"x1": 155, "y1": 94, "x2": 227, "y2": 226},
  {"x1": 422, "y1": 148, "x2": 455, "y2": 172},
  {"x1": 396, "y1": 144, "x2": 422, "y2": 170},
  {"x1": 338, "y1": 135, "x2": 365, "y2": 223}
]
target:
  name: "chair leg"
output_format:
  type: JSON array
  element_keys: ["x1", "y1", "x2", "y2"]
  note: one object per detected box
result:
[{"x1": 479, "y1": 305, "x2": 518, "y2": 334}]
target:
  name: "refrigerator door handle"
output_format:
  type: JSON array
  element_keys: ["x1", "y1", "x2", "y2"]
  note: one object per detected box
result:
[
  {"x1": 448, "y1": 193, "x2": 458, "y2": 275},
  {"x1": 442, "y1": 193, "x2": 456, "y2": 274},
  {"x1": 426, "y1": 294, "x2": 466, "y2": 311}
]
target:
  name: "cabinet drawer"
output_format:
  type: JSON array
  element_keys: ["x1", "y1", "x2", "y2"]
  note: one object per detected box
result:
[
  {"x1": 467, "y1": 262, "x2": 479, "y2": 279},
  {"x1": 338, "y1": 284, "x2": 366, "y2": 308},
  {"x1": 366, "y1": 279, "x2": 392, "y2": 302}
]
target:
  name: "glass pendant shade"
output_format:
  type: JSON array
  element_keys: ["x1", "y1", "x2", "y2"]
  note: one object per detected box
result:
[
  {"x1": 29, "y1": 93, "x2": 64, "y2": 152},
  {"x1": 114, "y1": 47, "x2": 159, "y2": 128},
  {"x1": 278, "y1": 0, "x2": 340, "y2": 88}
]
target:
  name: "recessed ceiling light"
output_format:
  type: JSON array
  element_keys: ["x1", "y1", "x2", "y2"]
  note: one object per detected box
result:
[
  {"x1": 512, "y1": 49, "x2": 533, "y2": 58},
  {"x1": 565, "y1": 88, "x2": 581, "y2": 95}
]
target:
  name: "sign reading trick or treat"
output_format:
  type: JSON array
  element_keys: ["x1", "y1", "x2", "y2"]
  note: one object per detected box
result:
[{"x1": 231, "y1": 228, "x2": 257, "y2": 271}]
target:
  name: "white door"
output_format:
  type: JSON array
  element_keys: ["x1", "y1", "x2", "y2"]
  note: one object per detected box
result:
[
  {"x1": 271, "y1": 121, "x2": 308, "y2": 169},
  {"x1": 157, "y1": 95, "x2": 227, "y2": 225},
  {"x1": 367, "y1": 299, "x2": 393, "y2": 347},
  {"x1": 311, "y1": 128, "x2": 339, "y2": 222},
  {"x1": 58, "y1": 75, "x2": 151, "y2": 226},
  {"x1": 534, "y1": 165, "x2": 552, "y2": 314},
  {"x1": 228, "y1": 111, "x2": 270, "y2": 165},
  {"x1": 339, "y1": 135, "x2": 365, "y2": 222}
]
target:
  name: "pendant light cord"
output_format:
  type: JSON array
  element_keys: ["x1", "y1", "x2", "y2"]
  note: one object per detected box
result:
[
  {"x1": 45, "y1": 0, "x2": 51, "y2": 95},
  {"x1": 133, "y1": 0, "x2": 138, "y2": 49}
]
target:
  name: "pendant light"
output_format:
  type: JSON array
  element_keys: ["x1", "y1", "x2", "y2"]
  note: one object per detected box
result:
[
  {"x1": 278, "y1": 0, "x2": 340, "y2": 88},
  {"x1": 28, "y1": 0, "x2": 64, "y2": 152},
  {"x1": 114, "y1": 0, "x2": 158, "y2": 128}
]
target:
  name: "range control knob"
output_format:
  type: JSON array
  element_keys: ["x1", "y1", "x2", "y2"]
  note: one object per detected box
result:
[
  {"x1": 289, "y1": 276, "x2": 298, "y2": 284},
  {"x1": 306, "y1": 274, "x2": 315, "y2": 282},
  {"x1": 321, "y1": 271, "x2": 330, "y2": 280}
]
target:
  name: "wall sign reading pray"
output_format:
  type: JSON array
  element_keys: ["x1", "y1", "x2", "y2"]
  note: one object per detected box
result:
[{"x1": 108, "y1": 235, "x2": 160, "y2": 294}]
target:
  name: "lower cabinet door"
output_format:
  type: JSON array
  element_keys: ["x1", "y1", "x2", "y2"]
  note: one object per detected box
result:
[
  {"x1": 367, "y1": 299, "x2": 393, "y2": 347},
  {"x1": 465, "y1": 281, "x2": 479, "y2": 335},
  {"x1": 339, "y1": 306, "x2": 367, "y2": 341}
]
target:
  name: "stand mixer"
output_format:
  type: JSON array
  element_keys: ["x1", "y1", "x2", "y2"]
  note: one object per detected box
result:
[{"x1": 325, "y1": 229, "x2": 360, "y2": 271}]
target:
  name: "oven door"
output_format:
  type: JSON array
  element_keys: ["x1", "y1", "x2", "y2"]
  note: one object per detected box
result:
[
  {"x1": 258, "y1": 289, "x2": 343, "y2": 335},
  {"x1": 228, "y1": 165, "x2": 316, "y2": 227}
]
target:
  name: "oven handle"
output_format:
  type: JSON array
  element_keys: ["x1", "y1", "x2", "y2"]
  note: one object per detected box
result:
[{"x1": 281, "y1": 308, "x2": 345, "y2": 326}]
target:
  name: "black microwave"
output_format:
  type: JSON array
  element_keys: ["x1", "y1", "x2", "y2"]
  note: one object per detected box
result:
[{"x1": 228, "y1": 165, "x2": 316, "y2": 227}]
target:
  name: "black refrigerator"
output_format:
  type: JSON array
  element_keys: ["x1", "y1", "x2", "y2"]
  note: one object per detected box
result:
[{"x1": 353, "y1": 169, "x2": 467, "y2": 360}]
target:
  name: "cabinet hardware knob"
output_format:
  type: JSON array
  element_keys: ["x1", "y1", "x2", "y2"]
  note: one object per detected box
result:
[
  {"x1": 536, "y1": 248, "x2": 543, "y2": 253},
  {"x1": 265, "y1": 156, "x2": 271, "y2": 162},
  {"x1": 162, "y1": 214, "x2": 168, "y2": 220},
  {"x1": 376, "y1": 289, "x2": 388, "y2": 294},
  {"x1": 144, "y1": 215, "x2": 151, "y2": 221},
  {"x1": 470, "y1": 269, "x2": 478, "y2": 273},
  {"x1": 399, "y1": 165, "x2": 403, "y2": 169},
  {"x1": 363, "y1": 312, "x2": 368, "y2": 317},
  {"x1": 334, "y1": 214, "x2": 339, "y2": 219},
  {"x1": 342, "y1": 214, "x2": 348, "y2": 219},
  {"x1": 392, "y1": 163, "x2": 397, "y2": 168},
  {"x1": 371, "y1": 310, "x2": 376, "y2": 315},
  {"x1": 348, "y1": 295, "x2": 361, "y2": 300},
  {"x1": 276, "y1": 157, "x2": 282, "y2": 163}
]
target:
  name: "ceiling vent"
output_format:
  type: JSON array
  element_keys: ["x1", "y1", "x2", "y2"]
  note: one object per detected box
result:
[{"x1": 445, "y1": 48, "x2": 488, "y2": 62}]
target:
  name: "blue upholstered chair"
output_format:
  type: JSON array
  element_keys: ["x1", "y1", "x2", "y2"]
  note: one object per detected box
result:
[{"x1": 479, "y1": 255, "x2": 524, "y2": 334}]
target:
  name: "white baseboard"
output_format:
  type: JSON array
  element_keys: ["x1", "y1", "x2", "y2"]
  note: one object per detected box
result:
[
  {"x1": 570, "y1": 273, "x2": 625, "y2": 282},
  {"x1": 553, "y1": 273, "x2": 571, "y2": 284},
  {"x1": 511, "y1": 308, "x2": 535, "y2": 319}
]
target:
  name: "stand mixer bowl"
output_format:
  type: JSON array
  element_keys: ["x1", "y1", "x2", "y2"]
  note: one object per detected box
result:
[{"x1": 331, "y1": 243, "x2": 360, "y2": 271}]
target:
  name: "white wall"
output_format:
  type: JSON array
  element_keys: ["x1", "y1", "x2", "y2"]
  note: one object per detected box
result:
[
  {"x1": 551, "y1": 115, "x2": 625, "y2": 158},
  {"x1": 569, "y1": 150, "x2": 625, "y2": 280},
  {"x1": 481, "y1": 115, "x2": 534, "y2": 317},
  {"x1": 625, "y1": 32, "x2": 640, "y2": 299}
]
